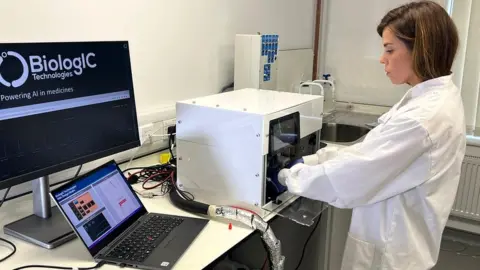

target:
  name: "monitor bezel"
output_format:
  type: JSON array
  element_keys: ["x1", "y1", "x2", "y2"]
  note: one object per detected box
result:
[{"x1": 0, "y1": 40, "x2": 140, "y2": 190}]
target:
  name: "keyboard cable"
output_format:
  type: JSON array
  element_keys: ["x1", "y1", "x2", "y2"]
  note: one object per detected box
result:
[{"x1": 11, "y1": 261, "x2": 105, "y2": 270}]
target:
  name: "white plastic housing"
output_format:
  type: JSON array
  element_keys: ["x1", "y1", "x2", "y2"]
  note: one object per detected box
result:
[
  {"x1": 176, "y1": 89, "x2": 323, "y2": 216},
  {"x1": 234, "y1": 34, "x2": 279, "y2": 90}
]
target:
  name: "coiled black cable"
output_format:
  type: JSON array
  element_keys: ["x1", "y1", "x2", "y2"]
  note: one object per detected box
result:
[{"x1": 169, "y1": 187, "x2": 208, "y2": 215}]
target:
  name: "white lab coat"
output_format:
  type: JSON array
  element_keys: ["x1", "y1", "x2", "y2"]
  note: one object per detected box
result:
[{"x1": 279, "y1": 75, "x2": 466, "y2": 269}]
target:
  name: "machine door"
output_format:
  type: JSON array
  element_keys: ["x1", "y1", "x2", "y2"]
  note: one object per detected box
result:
[
  {"x1": 266, "y1": 112, "x2": 301, "y2": 202},
  {"x1": 265, "y1": 112, "x2": 328, "y2": 226}
]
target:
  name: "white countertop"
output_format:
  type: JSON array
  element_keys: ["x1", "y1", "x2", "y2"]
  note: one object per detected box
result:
[{"x1": 0, "y1": 154, "x2": 265, "y2": 270}]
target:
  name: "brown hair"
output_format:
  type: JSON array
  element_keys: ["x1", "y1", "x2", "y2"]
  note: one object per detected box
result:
[{"x1": 377, "y1": 1, "x2": 459, "y2": 82}]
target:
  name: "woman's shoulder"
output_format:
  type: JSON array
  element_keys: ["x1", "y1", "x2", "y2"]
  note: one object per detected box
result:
[{"x1": 395, "y1": 87, "x2": 464, "y2": 139}]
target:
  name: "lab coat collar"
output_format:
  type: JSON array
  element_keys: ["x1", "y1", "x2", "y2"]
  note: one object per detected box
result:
[
  {"x1": 381, "y1": 74, "x2": 454, "y2": 123},
  {"x1": 410, "y1": 74, "x2": 453, "y2": 98}
]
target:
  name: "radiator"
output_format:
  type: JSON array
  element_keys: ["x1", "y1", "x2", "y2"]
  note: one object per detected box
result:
[{"x1": 451, "y1": 155, "x2": 480, "y2": 221}]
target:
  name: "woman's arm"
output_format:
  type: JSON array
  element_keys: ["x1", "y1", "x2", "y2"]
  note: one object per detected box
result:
[{"x1": 279, "y1": 114, "x2": 432, "y2": 208}]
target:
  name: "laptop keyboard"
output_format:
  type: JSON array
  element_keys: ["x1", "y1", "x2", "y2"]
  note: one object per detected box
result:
[{"x1": 106, "y1": 215, "x2": 184, "y2": 263}]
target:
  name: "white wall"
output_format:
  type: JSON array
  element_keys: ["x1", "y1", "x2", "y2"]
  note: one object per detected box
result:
[
  {"x1": 277, "y1": 49, "x2": 314, "y2": 92},
  {"x1": 0, "y1": 0, "x2": 316, "y2": 199},
  {"x1": 2, "y1": 0, "x2": 315, "y2": 112},
  {"x1": 318, "y1": 0, "x2": 449, "y2": 107}
]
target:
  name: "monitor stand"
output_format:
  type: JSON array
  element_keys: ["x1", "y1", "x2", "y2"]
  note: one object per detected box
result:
[{"x1": 3, "y1": 176, "x2": 76, "y2": 249}]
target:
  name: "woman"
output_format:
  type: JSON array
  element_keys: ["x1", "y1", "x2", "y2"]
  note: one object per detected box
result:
[{"x1": 278, "y1": 1, "x2": 465, "y2": 269}]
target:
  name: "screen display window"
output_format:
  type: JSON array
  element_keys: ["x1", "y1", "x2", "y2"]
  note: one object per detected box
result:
[{"x1": 53, "y1": 163, "x2": 142, "y2": 248}]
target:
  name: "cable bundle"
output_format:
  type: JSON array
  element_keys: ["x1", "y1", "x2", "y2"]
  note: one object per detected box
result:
[{"x1": 123, "y1": 163, "x2": 193, "y2": 200}]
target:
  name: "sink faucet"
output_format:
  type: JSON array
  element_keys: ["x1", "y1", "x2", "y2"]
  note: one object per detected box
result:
[
  {"x1": 299, "y1": 81, "x2": 324, "y2": 96},
  {"x1": 312, "y1": 78, "x2": 335, "y2": 112}
]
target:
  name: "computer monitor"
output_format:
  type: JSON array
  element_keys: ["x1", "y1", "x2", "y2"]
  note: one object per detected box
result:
[{"x1": 0, "y1": 41, "x2": 140, "y2": 249}]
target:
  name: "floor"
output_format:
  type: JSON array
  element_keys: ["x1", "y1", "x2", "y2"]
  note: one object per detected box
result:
[
  {"x1": 207, "y1": 225, "x2": 480, "y2": 270},
  {"x1": 433, "y1": 228, "x2": 480, "y2": 270}
]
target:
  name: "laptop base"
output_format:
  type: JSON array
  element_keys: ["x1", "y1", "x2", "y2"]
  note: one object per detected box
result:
[{"x1": 97, "y1": 213, "x2": 209, "y2": 270}]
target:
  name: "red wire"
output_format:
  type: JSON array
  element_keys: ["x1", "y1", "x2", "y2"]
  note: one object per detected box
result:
[
  {"x1": 231, "y1": 206, "x2": 258, "y2": 215},
  {"x1": 142, "y1": 171, "x2": 172, "y2": 190},
  {"x1": 262, "y1": 257, "x2": 268, "y2": 270},
  {"x1": 169, "y1": 172, "x2": 176, "y2": 186}
]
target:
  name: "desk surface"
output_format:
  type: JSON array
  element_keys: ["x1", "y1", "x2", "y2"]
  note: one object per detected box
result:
[{"x1": 0, "y1": 154, "x2": 261, "y2": 270}]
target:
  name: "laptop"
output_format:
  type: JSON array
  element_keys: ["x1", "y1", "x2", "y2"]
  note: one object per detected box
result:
[{"x1": 51, "y1": 160, "x2": 208, "y2": 270}]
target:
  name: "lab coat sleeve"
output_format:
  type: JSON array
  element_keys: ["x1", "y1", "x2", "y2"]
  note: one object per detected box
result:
[
  {"x1": 302, "y1": 147, "x2": 340, "y2": 166},
  {"x1": 284, "y1": 114, "x2": 432, "y2": 208}
]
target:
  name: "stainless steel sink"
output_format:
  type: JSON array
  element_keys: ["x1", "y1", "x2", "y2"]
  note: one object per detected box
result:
[
  {"x1": 320, "y1": 123, "x2": 370, "y2": 143},
  {"x1": 319, "y1": 110, "x2": 380, "y2": 144}
]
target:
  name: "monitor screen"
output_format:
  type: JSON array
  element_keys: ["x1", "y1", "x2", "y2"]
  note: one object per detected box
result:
[
  {"x1": 0, "y1": 41, "x2": 140, "y2": 189},
  {"x1": 51, "y1": 161, "x2": 144, "y2": 250}
]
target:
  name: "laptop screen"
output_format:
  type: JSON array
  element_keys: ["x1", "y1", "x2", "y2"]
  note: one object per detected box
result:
[{"x1": 52, "y1": 161, "x2": 146, "y2": 255}]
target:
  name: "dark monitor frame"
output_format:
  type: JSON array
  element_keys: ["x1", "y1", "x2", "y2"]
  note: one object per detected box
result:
[
  {"x1": 0, "y1": 141, "x2": 140, "y2": 190},
  {"x1": 0, "y1": 40, "x2": 140, "y2": 190},
  {"x1": 1, "y1": 40, "x2": 141, "y2": 250}
]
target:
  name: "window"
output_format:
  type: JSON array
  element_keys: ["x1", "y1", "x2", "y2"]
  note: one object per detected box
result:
[{"x1": 450, "y1": 0, "x2": 480, "y2": 134}]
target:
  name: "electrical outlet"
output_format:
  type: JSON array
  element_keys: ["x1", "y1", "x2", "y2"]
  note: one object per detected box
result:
[
  {"x1": 139, "y1": 123, "x2": 154, "y2": 144},
  {"x1": 163, "y1": 118, "x2": 176, "y2": 141},
  {"x1": 150, "y1": 121, "x2": 164, "y2": 143}
]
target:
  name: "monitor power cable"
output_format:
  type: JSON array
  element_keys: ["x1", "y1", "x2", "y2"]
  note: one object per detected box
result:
[
  {"x1": 0, "y1": 187, "x2": 10, "y2": 208},
  {"x1": 0, "y1": 187, "x2": 16, "y2": 263},
  {"x1": 0, "y1": 237, "x2": 16, "y2": 263},
  {"x1": 74, "y1": 164, "x2": 83, "y2": 179},
  {"x1": 126, "y1": 127, "x2": 164, "y2": 170},
  {"x1": 0, "y1": 163, "x2": 82, "y2": 263}
]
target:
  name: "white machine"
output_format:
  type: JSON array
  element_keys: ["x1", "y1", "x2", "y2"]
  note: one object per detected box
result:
[
  {"x1": 234, "y1": 34, "x2": 279, "y2": 90},
  {"x1": 176, "y1": 88, "x2": 324, "y2": 217}
]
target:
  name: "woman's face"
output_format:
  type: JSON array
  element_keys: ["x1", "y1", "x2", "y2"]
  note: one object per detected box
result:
[{"x1": 379, "y1": 27, "x2": 420, "y2": 86}]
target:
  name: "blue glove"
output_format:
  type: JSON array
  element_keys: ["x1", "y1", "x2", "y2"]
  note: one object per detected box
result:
[
  {"x1": 287, "y1": 158, "x2": 304, "y2": 168},
  {"x1": 269, "y1": 158, "x2": 303, "y2": 191},
  {"x1": 277, "y1": 133, "x2": 298, "y2": 144},
  {"x1": 270, "y1": 169, "x2": 288, "y2": 193}
]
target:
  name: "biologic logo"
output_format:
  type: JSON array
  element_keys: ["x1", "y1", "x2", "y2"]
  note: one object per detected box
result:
[{"x1": 0, "y1": 51, "x2": 97, "y2": 88}]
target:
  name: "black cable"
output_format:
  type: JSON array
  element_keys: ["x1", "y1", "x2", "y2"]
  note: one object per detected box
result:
[
  {"x1": 0, "y1": 187, "x2": 11, "y2": 208},
  {"x1": 440, "y1": 239, "x2": 480, "y2": 258},
  {"x1": 170, "y1": 172, "x2": 194, "y2": 201},
  {"x1": 127, "y1": 162, "x2": 194, "y2": 201},
  {"x1": 124, "y1": 162, "x2": 194, "y2": 200},
  {"x1": 2, "y1": 147, "x2": 169, "y2": 204},
  {"x1": 0, "y1": 237, "x2": 16, "y2": 263},
  {"x1": 220, "y1": 82, "x2": 234, "y2": 93},
  {"x1": 12, "y1": 267, "x2": 68, "y2": 270},
  {"x1": 11, "y1": 261, "x2": 105, "y2": 270},
  {"x1": 294, "y1": 214, "x2": 322, "y2": 270},
  {"x1": 74, "y1": 164, "x2": 83, "y2": 179},
  {"x1": 441, "y1": 239, "x2": 468, "y2": 253},
  {"x1": 169, "y1": 187, "x2": 207, "y2": 215},
  {"x1": 122, "y1": 163, "x2": 172, "y2": 174},
  {"x1": 168, "y1": 134, "x2": 176, "y2": 164},
  {"x1": 0, "y1": 187, "x2": 16, "y2": 263},
  {"x1": 258, "y1": 232, "x2": 272, "y2": 270}
]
